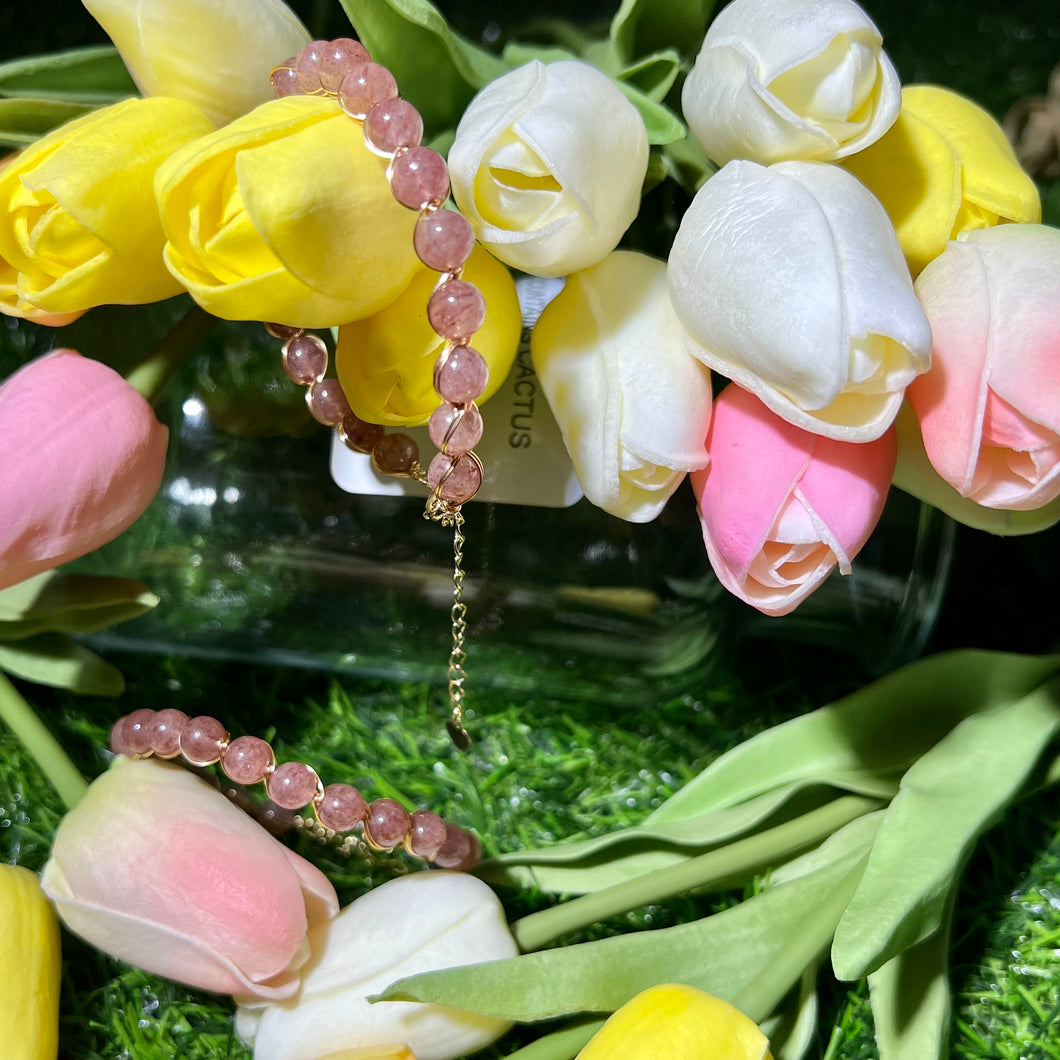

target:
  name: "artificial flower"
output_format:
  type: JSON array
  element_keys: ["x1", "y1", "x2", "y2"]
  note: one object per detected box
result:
[
  {"x1": 532, "y1": 251, "x2": 712, "y2": 522},
  {"x1": 236, "y1": 872, "x2": 518, "y2": 1060},
  {"x1": 82, "y1": 0, "x2": 310, "y2": 126},
  {"x1": 0, "y1": 864, "x2": 62, "y2": 1060},
  {"x1": 0, "y1": 97, "x2": 214, "y2": 323},
  {"x1": 575, "y1": 984, "x2": 772, "y2": 1060},
  {"x1": 336, "y1": 244, "x2": 521, "y2": 426},
  {"x1": 842, "y1": 85, "x2": 1041, "y2": 276},
  {"x1": 0, "y1": 350, "x2": 168, "y2": 591},
  {"x1": 41, "y1": 757, "x2": 338, "y2": 999},
  {"x1": 448, "y1": 60, "x2": 649, "y2": 277},
  {"x1": 682, "y1": 0, "x2": 900, "y2": 166},
  {"x1": 155, "y1": 94, "x2": 420, "y2": 328},
  {"x1": 692, "y1": 384, "x2": 896, "y2": 616},
  {"x1": 907, "y1": 223, "x2": 1060, "y2": 511},
  {"x1": 668, "y1": 159, "x2": 931, "y2": 442}
]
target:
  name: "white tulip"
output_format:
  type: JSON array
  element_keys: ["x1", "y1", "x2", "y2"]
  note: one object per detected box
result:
[
  {"x1": 83, "y1": 0, "x2": 310, "y2": 126},
  {"x1": 235, "y1": 872, "x2": 518, "y2": 1060},
  {"x1": 682, "y1": 0, "x2": 901, "y2": 165},
  {"x1": 448, "y1": 61, "x2": 649, "y2": 277},
  {"x1": 532, "y1": 252, "x2": 713, "y2": 522},
  {"x1": 668, "y1": 160, "x2": 930, "y2": 442}
]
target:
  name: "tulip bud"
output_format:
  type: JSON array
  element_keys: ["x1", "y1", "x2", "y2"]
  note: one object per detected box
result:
[
  {"x1": 842, "y1": 85, "x2": 1041, "y2": 276},
  {"x1": 41, "y1": 757, "x2": 338, "y2": 999},
  {"x1": 669, "y1": 159, "x2": 931, "y2": 442},
  {"x1": 0, "y1": 350, "x2": 168, "y2": 591},
  {"x1": 236, "y1": 872, "x2": 518, "y2": 1060},
  {"x1": 576, "y1": 984, "x2": 772, "y2": 1060},
  {"x1": 82, "y1": 0, "x2": 310, "y2": 127},
  {"x1": 532, "y1": 251, "x2": 712, "y2": 522},
  {"x1": 693, "y1": 384, "x2": 895, "y2": 616},
  {"x1": 682, "y1": 0, "x2": 900, "y2": 166},
  {"x1": 908, "y1": 223, "x2": 1060, "y2": 511},
  {"x1": 449, "y1": 61, "x2": 649, "y2": 277},
  {"x1": 0, "y1": 864, "x2": 62, "y2": 1060}
]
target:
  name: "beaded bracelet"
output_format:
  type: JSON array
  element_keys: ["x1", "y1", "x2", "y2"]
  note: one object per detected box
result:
[
  {"x1": 109, "y1": 708, "x2": 482, "y2": 871},
  {"x1": 266, "y1": 39, "x2": 490, "y2": 750}
]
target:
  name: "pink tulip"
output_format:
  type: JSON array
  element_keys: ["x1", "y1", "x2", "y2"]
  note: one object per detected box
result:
[
  {"x1": 41, "y1": 757, "x2": 339, "y2": 999},
  {"x1": 909, "y1": 224, "x2": 1060, "y2": 510},
  {"x1": 0, "y1": 349, "x2": 168, "y2": 589},
  {"x1": 692, "y1": 385, "x2": 896, "y2": 616}
]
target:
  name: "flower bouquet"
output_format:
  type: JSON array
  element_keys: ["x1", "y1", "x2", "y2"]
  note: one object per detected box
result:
[{"x1": 1, "y1": 0, "x2": 1060, "y2": 1058}]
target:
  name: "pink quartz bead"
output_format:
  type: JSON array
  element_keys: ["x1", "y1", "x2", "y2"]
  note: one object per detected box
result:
[
  {"x1": 148, "y1": 708, "x2": 190, "y2": 758},
  {"x1": 341, "y1": 411, "x2": 385, "y2": 454},
  {"x1": 414, "y1": 210, "x2": 475, "y2": 273},
  {"x1": 180, "y1": 715, "x2": 228, "y2": 766},
  {"x1": 318, "y1": 38, "x2": 371, "y2": 93},
  {"x1": 434, "y1": 345, "x2": 489, "y2": 403},
  {"x1": 427, "y1": 452, "x2": 483, "y2": 504},
  {"x1": 371, "y1": 433, "x2": 419, "y2": 476},
  {"x1": 111, "y1": 709, "x2": 154, "y2": 756},
  {"x1": 109, "y1": 716, "x2": 131, "y2": 756},
  {"x1": 338, "y1": 62, "x2": 398, "y2": 119},
  {"x1": 283, "y1": 333, "x2": 328, "y2": 384},
  {"x1": 267, "y1": 761, "x2": 320, "y2": 809},
  {"x1": 389, "y1": 147, "x2": 450, "y2": 210},
  {"x1": 428, "y1": 402, "x2": 483, "y2": 455},
  {"x1": 433, "y1": 825, "x2": 482, "y2": 870},
  {"x1": 221, "y1": 735, "x2": 274, "y2": 785},
  {"x1": 307, "y1": 378, "x2": 352, "y2": 426},
  {"x1": 270, "y1": 63, "x2": 301, "y2": 98},
  {"x1": 407, "y1": 809, "x2": 447, "y2": 858},
  {"x1": 427, "y1": 281, "x2": 486, "y2": 342},
  {"x1": 295, "y1": 40, "x2": 329, "y2": 92},
  {"x1": 364, "y1": 99, "x2": 423, "y2": 154},
  {"x1": 364, "y1": 798, "x2": 411, "y2": 850},
  {"x1": 317, "y1": 783, "x2": 367, "y2": 831}
]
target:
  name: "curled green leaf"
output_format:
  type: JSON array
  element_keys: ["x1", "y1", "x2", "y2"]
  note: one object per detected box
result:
[
  {"x1": 0, "y1": 634, "x2": 125, "y2": 696},
  {"x1": 0, "y1": 46, "x2": 135, "y2": 102},
  {"x1": 0, "y1": 97, "x2": 97, "y2": 147}
]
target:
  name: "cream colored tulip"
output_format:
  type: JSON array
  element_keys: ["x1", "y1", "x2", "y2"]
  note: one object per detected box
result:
[
  {"x1": 683, "y1": 0, "x2": 900, "y2": 166},
  {"x1": 83, "y1": 0, "x2": 310, "y2": 126},
  {"x1": 236, "y1": 872, "x2": 518, "y2": 1060},
  {"x1": 449, "y1": 61, "x2": 648, "y2": 277},
  {"x1": 533, "y1": 252, "x2": 712, "y2": 522}
]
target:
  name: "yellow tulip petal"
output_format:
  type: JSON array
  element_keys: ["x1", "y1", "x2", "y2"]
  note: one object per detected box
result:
[
  {"x1": 336, "y1": 243, "x2": 521, "y2": 426},
  {"x1": 576, "y1": 984, "x2": 772, "y2": 1060}
]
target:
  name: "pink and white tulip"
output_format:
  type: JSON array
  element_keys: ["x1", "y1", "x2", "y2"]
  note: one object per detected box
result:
[
  {"x1": 0, "y1": 350, "x2": 168, "y2": 590},
  {"x1": 908, "y1": 223, "x2": 1060, "y2": 511},
  {"x1": 41, "y1": 757, "x2": 338, "y2": 999},
  {"x1": 693, "y1": 384, "x2": 896, "y2": 616}
]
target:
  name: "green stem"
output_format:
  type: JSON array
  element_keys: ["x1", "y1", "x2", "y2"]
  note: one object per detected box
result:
[
  {"x1": 124, "y1": 304, "x2": 216, "y2": 406},
  {"x1": 0, "y1": 671, "x2": 87, "y2": 810},
  {"x1": 512, "y1": 794, "x2": 882, "y2": 953},
  {"x1": 502, "y1": 1019, "x2": 605, "y2": 1060}
]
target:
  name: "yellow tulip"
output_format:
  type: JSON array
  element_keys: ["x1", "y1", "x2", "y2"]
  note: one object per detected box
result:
[
  {"x1": 335, "y1": 243, "x2": 521, "y2": 426},
  {"x1": 0, "y1": 96, "x2": 214, "y2": 323},
  {"x1": 83, "y1": 0, "x2": 310, "y2": 127},
  {"x1": 576, "y1": 984, "x2": 773, "y2": 1060},
  {"x1": 842, "y1": 85, "x2": 1040, "y2": 276},
  {"x1": 156, "y1": 95, "x2": 421, "y2": 328},
  {"x1": 0, "y1": 864, "x2": 62, "y2": 1060}
]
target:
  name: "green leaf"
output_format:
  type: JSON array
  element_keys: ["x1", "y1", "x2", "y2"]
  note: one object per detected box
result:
[
  {"x1": 760, "y1": 960, "x2": 821, "y2": 1060},
  {"x1": 0, "y1": 46, "x2": 136, "y2": 102},
  {"x1": 832, "y1": 677, "x2": 1060, "y2": 980},
  {"x1": 867, "y1": 890, "x2": 955, "y2": 1060},
  {"x1": 0, "y1": 634, "x2": 125, "y2": 695},
  {"x1": 339, "y1": 0, "x2": 508, "y2": 136},
  {"x1": 614, "y1": 80, "x2": 685, "y2": 145},
  {"x1": 501, "y1": 42, "x2": 579, "y2": 67},
  {"x1": 660, "y1": 133, "x2": 717, "y2": 193},
  {"x1": 502, "y1": 1019, "x2": 605, "y2": 1060},
  {"x1": 0, "y1": 97, "x2": 97, "y2": 146},
  {"x1": 0, "y1": 570, "x2": 158, "y2": 641},
  {"x1": 617, "y1": 49, "x2": 681, "y2": 102},
  {"x1": 379, "y1": 826, "x2": 872, "y2": 1025},
  {"x1": 610, "y1": 0, "x2": 715, "y2": 65}
]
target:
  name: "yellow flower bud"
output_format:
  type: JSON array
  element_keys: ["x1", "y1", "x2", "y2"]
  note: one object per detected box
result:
[
  {"x1": 156, "y1": 95, "x2": 421, "y2": 328},
  {"x1": 317, "y1": 1049, "x2": 415, "y2": 1060},
  {"x1": 0, "y1": 97, "x2": 214, "y2": 323},
  {"x1": 0, "y1": 864, "x2": 62, "y2": 1060},
  {"x1": 335, "y1": 243, "x2": 520, "y2": 426},
  {"x1": 842, "y1": 85, "x2": 1041, "y2": 276},
  {"x1": 576, "y1": 984, "x2": 773, "y2": 1060}
]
